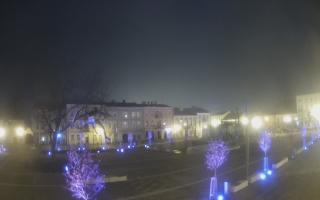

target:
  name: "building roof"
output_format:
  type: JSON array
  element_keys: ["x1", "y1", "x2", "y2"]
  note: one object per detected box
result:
[
  {"x1": 174, "y1": 106, "x2": 209, "y2": 115},
  {"x1": 104, "y1": 100, "x2": 170, "y2": 108}
]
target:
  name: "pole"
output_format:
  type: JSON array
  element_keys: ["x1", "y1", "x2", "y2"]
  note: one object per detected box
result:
[{"x1": 246, "y1": 126, "x2": 250, "y2": 183}]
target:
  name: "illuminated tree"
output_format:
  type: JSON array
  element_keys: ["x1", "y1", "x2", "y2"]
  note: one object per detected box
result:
[
  {"x1": 259, "y1": 131, "x2": 271, "y2": 156},
  {"x1": 301, "y1": 127, "x2": 307, "y2": 149},
  {"x1": 64, "y1": 150, "x2": 105, "y2": 200},
  {"x1": 205, "y1": 140, "x2": 229, "y2": 199},
  {"x1": 31, "y1": 69, "x2": 109, "y2": 154},
  {"x1": 206, "y1": 140, "x2": 229, "y2": 176},
  {"x1": 259, "y1": 131, "x2": 272, "y2": 172}
]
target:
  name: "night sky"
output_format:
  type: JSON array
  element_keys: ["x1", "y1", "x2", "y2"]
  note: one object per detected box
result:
[{"x1": 1, "y1": 0, "x2": 320, "y2": 117}]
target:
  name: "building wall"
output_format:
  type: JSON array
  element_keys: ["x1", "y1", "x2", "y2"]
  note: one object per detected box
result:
[
  {"x1": 108, "y1": 106, "x2": 145, "y2": 143},
  {"x1": 297, "y1": 93, "x2": 320, "y2": 127},
  {"x1": 144, "y1": 107, "x2": 174, "y2": 140},
  {"x1": 63, "y1": 104, "x2": 174, "y2": 147},
  {"x1": 173, "y1": 113, "x2": 210, "y2": 139}
]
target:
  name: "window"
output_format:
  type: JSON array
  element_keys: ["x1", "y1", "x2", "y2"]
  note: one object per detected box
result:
[
  {"x1": 123, "y1": 121, "x2": 127, "y2": 128},
  {"x1": 71, "y1": 135, "x2": 75, "y2": 143}
]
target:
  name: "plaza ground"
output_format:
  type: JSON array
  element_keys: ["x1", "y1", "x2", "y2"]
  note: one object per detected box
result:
[{"x1": 0, "y1": 134, "x2": 311, "y2": 200}]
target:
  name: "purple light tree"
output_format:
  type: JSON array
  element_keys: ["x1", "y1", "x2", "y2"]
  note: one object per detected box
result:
[
  {"x1": 259, "y1": 131, "x2": 271, "y2": 172},
  {"x1": 205, "y1": 140, "x2": 229, "y2": 199},
  {"x1": 64, "y1": 150, "x2": 105, "y2": 200}
]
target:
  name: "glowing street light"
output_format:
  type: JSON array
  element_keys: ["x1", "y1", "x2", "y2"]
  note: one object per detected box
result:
[
  {"x1": 283, "y1": 115, "x2": 292, "y2": 124},
  {"x1": 240, "y1": 116, "x2": 249, "y2": 126},
  {"x1": 211, "y1": 119, "x2": 221, "y2": 128},
  {"x1": 0, "y1": 128, "x2": 6, "y2": 138},
  {"x1": 251, "y1": 116, "x2": 263, "y2": 129},
  {"x1": 15, "y1": 127, "x2": 25, "y2": 137}
]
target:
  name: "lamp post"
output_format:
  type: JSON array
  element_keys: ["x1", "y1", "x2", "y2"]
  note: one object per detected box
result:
[
  {"x1": 241, "y1": 116, "x2": 263, "y2": 183},
  {"x1": 240, "y1": 116, "x2": 249, "y2": 182}
]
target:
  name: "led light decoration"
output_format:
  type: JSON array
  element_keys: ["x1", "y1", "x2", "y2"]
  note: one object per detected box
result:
[
  {"x1": 217, "y1": 194, "x2": 224, "y2": 200},
  {"x1": 64, "y1": 165, "x2": 69, "y2": 172},
  {"x1": 147, "y1": 131, "x2": 153, "y2": 146},
  {"x1": 301, "y1": 127, "x2": 307, "y2": 150},
  {"x1": 259, "y1": 131, "x2": 271, "y2": 172},
  {"x1": 260, "y1": 173, "x2": 266, "y2": 180},
  {"x1": 128, "y1": 133, "x2": 133, "y2": 147},
  {"x1": 259, "y1": 131, "x2": 271, "y2": 154},
  {"x1": 224, "y1": 181, "x2": 229, "y2": 195},
  {"x1": 206, "y1": 140, "x2": 229, "y2": 199},
  {"x1": 206, "y1": 140, "x2": 229, "y2": 172},
  {"x1": 64, "y1": 150, "x2": 105, "y2": 200}
]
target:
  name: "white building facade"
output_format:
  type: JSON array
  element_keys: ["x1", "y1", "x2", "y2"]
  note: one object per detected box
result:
[{"x1": 64, "y1": 102, "x2": 174, "y2": 149}]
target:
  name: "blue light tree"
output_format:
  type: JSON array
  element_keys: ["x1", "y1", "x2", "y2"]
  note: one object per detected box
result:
[
  {"x1": 258, "y1": 131, "x2": 271, "y2": 172},
  {"x1": 147, "y1": 131, "x2": 153, "y2": 146},
  {"x1": 64, "y1": 150, "x2": 105, "y2": 200},
  {"x1": 301, "y1": 127, "x2": 307, "y2": 150},
  {"x1": 205, "y1": 140, "x2": 229, "y2": 199}
]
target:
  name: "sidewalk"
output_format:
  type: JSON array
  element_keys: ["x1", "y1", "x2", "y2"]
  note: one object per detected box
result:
[{"x1": 234, "y1": 141, "x2": 320, "y2": 200}]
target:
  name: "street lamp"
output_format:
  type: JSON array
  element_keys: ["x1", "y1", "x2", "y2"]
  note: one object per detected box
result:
[
  {"x1": 251, "y1": 116, "x2": 263, "y2": 130},
  {"x1": 15, "y1": 127, "x2": 25, "y2": 137},
  {"x1": 211, "y1": 119, "x2": 221, "y2": 128},
  {"x1": 283, "y1": 115, "x2": 292, "y2": 124},
  {"x1": 241, "y1": 115, "x2": 263, "y2": 183},
  {"x1": 241, "y1": 116, "x2": 250, "y2": 183},
  {"x1": 240, "y1": 116, "x2": 249, "y2": 126}
]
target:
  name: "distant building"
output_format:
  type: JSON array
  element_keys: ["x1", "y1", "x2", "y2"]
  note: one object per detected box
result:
[
  {"x1": 34, "y1": 101, "x2": 174, "y2": 149},
  {"x1": 173, "y1": 106, "x2": 210, "y2": 139},
  {"x1": 261, "y1": 113, "x2": 298, "y2": 134},
  {"x1": 296, "y1": 92, "x2": 320, "y2": 127}
]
